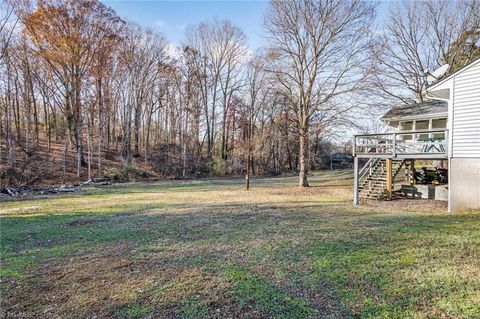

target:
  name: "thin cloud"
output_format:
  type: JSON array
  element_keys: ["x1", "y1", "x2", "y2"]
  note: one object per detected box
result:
[{"x1": 155, "y1": 20, "x2": 167, "y2": 28}]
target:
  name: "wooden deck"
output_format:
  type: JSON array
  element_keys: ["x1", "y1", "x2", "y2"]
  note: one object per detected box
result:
[{"x1": 353, "y1": 129, "x2": 448, "y2": 159}]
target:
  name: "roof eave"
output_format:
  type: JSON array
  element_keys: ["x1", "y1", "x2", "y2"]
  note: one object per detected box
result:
[
  {"x1": 426, "y1": 57, "x2": 480, "y2": 93},
  {"x1": 426, "y1": 77, "x2": 452, "y2": 94},
  {"x1": 381, "y1": 112, "x2": 448, "y2": 122}
]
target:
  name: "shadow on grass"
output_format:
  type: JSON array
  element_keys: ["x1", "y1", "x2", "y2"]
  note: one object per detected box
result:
[{"x1": 1, "y1": 198, "x2": 479, "y2": 318}]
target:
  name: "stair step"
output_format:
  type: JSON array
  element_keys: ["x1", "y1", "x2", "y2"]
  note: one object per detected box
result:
[
  {"x1": 363, "y1": 180, "x2": 387, "y2": 184},
  {"x1": 362, "y1": 189, "x2": 385, "y2": 193},
  {"x1": 360, "y1": 195, "x2": 383, "y2": 199},
  {"x1": 360, "y1": 188, "x2": 385, "y2": 193},
  {"x1": 359, "y1": 159, "x2": 408, "y2": 202},
  {"x1": 360, "y1": 185, "x2": 388, "y2": 190},
  {"x1": 362, "y1": 190, "x2": 385, "y2": 194},
  {"x1": 360, "y1": 189, "x2": 398, "y2": 195}
]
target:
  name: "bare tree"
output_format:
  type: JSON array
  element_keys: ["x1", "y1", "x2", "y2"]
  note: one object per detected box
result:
[
  {"x1": 14, "y1": 0, "x2": 123, "y2": 177},
  {"x1": 184, "y1": 20, "x2": 247, "y2": 172},
  {"x1": 425, "y1": 0, "x2": 480, "y2": 72},
  {"x1": 0, "y1": 1, "x2": 18, "y2": 63},
  {"x1": 215, "y1": 21, "x2": 248, "y2": 161},
  {"x1": 6, "y1": 0, "x2": 474, "y2": 187},
  {"x1": 244, "y1": 55, "x2": 271, "y2": 189},
  {"x1": 265, "y1": 0, "x2": 375, "y2": 187},
  {"x1": 371, "y1": 0, "x2": 480, "y2": 105}
]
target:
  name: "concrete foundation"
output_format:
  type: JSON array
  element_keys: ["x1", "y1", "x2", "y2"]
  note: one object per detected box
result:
[
  {"x1": 450, "y1": 157, "x2": 480, "y2": 211},
  {"x1": 400, "y1": 184, "x2": 448, "y2": 201}
]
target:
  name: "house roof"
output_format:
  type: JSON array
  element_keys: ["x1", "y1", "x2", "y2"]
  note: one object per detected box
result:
[
  {"x1": 380, "y1": 100, "x2": 448, "y2": 121},
  {"x1": 427, "y1": 57, "x2": 480, "y2": 92},
  {"x1": 330, "y1": 153, "x2": 353, "y2": 162}
]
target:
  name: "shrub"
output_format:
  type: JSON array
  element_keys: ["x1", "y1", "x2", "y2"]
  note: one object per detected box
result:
[{"x1": 103, "y1": 166, "x2": 149, "y2": 182}]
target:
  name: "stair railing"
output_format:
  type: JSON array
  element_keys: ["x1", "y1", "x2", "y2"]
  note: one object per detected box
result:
[{"x1": 358, "y1": 158, "x2": 380, "y2": 185}]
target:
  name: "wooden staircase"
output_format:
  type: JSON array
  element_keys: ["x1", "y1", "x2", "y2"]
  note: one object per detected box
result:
[{"x1": 358, "y1": 158, "x2": 407, "y2": 199}]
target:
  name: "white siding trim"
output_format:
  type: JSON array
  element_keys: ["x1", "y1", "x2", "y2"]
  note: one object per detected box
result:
[
  {"x1": 451, "y1": 60, "x2": 480, "y2": 157},
  {"x1": 448, "y1": 80, "x2": 454, "y2": 213}
]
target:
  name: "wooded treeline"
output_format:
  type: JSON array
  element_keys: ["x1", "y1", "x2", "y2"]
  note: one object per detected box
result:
[{"x1": 1, "y1": 0, "x2": 479, "y2": 187}]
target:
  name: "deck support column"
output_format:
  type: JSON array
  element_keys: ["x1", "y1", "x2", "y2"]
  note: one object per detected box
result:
[
  {"x1": 405, "y1": 161, "x2": 409, "y2": 183},
  {"x1": 353, "y1": 156, "x2": 359, "y2": 206},
  {"x1": 410, "y1": 160, "x2": 415, "y2": 185},
  {"x1": 386, "y1": 158, "x2": 393, "y2": 199}
]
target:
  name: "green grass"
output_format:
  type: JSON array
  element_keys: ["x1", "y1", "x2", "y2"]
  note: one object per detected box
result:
[
  {"x1": 225, "y1": 267, "x2": 313, "y2": 318},
  {"x1": 1, "y1": 170, "x2": 479, "y2": 318}
]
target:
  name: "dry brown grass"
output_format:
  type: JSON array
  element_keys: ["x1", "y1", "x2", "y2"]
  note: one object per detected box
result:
[{"x1": 1, "y1": 171, "x2": 479, "y2": 318}]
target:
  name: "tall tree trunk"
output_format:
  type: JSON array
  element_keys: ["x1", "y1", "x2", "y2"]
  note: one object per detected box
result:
[
  {"x1": 97, "y1": 78, "x2": 104, "y2": 177},
  {"x1": 220, "y1": 120, "x2": 226, "y2": 160},
  {"x1": 7, "y1": 96, "x2": 15, "y2": 171},
  {"x1": 145, "y1": 103, "x2": 153, "y2": 161},
  {"x1": 220, "y1": 95, "x2": 227, "y2": 160},
  {"x1": 182, "y1": 112, "x2": 188, "y2": 179},
  {"x1": 123, "y1": 100, "x2": 133, "y2": 167},
  {"x1": 87, "y1": 122, "x2": 92, "y2": 180},
  {"x1": 245, "y1": 111, "x2": 252, "y2": 190},
  {"x1": 13, "y1": 79, "x2": 21, "y2": 145},
  {"x1": 134, "y1": 103, "x2": 141, "y2": 157},
  {"x1": 5, "y1": 65, "x2": 15, "y2": 174},
  {"x1": 75, "y1": 125, "x2": 82, "y2": 178},
  {"x1": 63, "y1": 131, "x2": 69, "y2": 184},
  {"x1": 208, "y1": 80, "x2": 217, "y2": 173},
  {"x1": 194, "y1": 104, "x2": 201, "y2": 157},
  {"x1": 299, "y1": 126, "x2": 309, "y2": 187},
  {"x1": 26, "y1": 63, "x2": 39, "y2": 144},
  {"x1": 73, "y1": 72, "x2": 84, "y2": 177},
  {"x1": 41, "y1": 88, "x2": 51, "y2": 151}
]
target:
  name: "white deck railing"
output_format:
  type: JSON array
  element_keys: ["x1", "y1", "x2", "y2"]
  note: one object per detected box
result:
[{"x1": 353, "y1": 129, "x2": 448, "y2": 159}]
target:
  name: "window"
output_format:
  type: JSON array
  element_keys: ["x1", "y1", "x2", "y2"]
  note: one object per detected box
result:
[
  {"x1": 416, "y1": 120, "x2": 429, "y2": 130},
  {"x1": 432, "y1": 118, "x2": 447, "y2": 140},
  {"x1": 416, "y1": 120, "x2": 429, "y2": 139},
  {"x1": 399, "y1": 121, "x2": 413, "y2": 141},
  {"x1": 432, "y1": 118, "x2": 447, "y2": 129},
  {"x1": 400, "y1": 121, "x2": 413, "y2": 131}
]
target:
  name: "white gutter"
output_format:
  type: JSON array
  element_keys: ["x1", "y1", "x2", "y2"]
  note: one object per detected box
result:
[{"x1": 381, "y1": 112, "x2": 449, "y2": 122}]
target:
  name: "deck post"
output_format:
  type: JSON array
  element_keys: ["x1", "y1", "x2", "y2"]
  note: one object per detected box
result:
[
  {"x1": 352, "y1": 135, "x2": 356, "y2": 157},
  {"x1": 411, "y1": 160, "x2": 415, "y2": 185},
  {"x1": 386, "y1": 158, "x2": 392, "y2": 199},
  {"x1": 405, "y1": 160, "x2": 409, "y2": 183},
  {"x1": 353, "y1": 156, "x2": 359, "y2": 206},
  {"x1": 392, "y1": 133, "x2": 397, "y2": 157}
]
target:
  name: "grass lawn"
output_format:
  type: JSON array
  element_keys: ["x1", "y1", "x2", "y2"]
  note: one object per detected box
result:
[{"x1": 1, "y1": 170, "x2": 479, "y2": 318}]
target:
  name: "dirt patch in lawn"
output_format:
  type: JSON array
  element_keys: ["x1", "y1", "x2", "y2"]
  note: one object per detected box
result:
[
  {"x1": 266, "y1": 186, "x2": 345, "y2": 197},
  {"x1": 1, "y1": 238, "x2": 350, "y2": 319},
  {"x1": 360, "y1": 198, "x2": 448, "y2": 213},
  {"x1": 3, "y1": 257, "x2": 243, "y2": 319},
  {"x1": 2, "y1": 243, "x2": 242, "y2": 319},
  {"x1": 2, "y1": 254, "x2": 163, "y2": 318}
]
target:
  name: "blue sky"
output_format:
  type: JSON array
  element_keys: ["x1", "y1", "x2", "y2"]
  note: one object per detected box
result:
[
  {"x1": 104, "y1": 0, "x2": 392, "y2": 50},
  {"x1": 104, "y1": 0, "x2": 269, "y2": 49}
]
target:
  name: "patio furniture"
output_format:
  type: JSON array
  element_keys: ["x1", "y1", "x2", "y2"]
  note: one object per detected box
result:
[{"x1": 417, "y1": 137, "x2": 446, "y2": 153}]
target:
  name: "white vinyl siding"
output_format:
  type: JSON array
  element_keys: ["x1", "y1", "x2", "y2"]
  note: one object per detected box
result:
[{"x1": 452, "y1": 60, "x2": 480, "y2": 157}]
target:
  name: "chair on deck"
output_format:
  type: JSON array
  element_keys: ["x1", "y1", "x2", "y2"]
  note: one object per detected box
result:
[{"x1": 417, "y1": 137, "x2": 446, "y2": 153}]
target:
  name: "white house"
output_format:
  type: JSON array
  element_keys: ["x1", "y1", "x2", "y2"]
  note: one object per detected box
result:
[
  {"x1": 426, "y1": 57, "x2": 480, "y2": 211},
  {"x1": 352, "y1": 57, "x2": 480, "y2": 212}
]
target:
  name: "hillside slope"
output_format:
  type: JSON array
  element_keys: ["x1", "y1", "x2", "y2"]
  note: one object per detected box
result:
[{"x1": 0, "y1": 138, "x2": 159, "y2": 187}]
